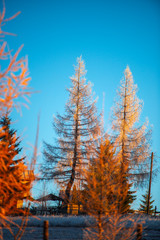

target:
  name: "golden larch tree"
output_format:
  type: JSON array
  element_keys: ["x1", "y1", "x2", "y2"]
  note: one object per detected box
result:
[
  {"x1": 111, "y1": 66, "x2": 151, "y2": 212},
  {"x1": 81, "y1": 134, "x2": 137, "y2": 240},
  {"x1": 43, "y1": 57, "x2": 99, "y2": 204}
]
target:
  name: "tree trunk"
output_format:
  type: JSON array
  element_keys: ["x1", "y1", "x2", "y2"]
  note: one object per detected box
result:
[{"x1": 64, "y1": 65, "x2": 80, "y2": 204}]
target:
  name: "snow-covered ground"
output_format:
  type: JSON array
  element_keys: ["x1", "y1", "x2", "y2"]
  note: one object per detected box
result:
[{"x1": 1, "y1": 215, "x2": 160, "y2": 239}]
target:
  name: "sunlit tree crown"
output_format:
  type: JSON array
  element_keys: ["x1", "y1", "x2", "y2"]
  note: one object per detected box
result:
[
  {"x1": 111, "y1": 65, "x2": 151, "y2": 185},
  {"x1": 43, "y1": 56, "x2": 99, "y2": 203}
]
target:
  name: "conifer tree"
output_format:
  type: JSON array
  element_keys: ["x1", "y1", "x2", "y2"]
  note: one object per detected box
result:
[
  {"x1": 82, "y1": 138, "x2": 118, "y2": 209},
  {"x1": 139, "y1": 192, "x2": 155, "y2": 215},
  {"x1": 43, "y1": 57, "x2": 99, "y2": 203},
  {"x1": 111, "y1": 66, "x2": 151, "y2": 212},
  {"x1": 0, "y1": 4, "x2": 36, "y2": 239},
  {"x1": 81, "y1": 136, "x2": 136, "y2": 240},
  {"x1": 0, "y1": 22, "x2": 31, "y2": 116},
  {"x1": 0, "y1": 115, "x2": 30, "y2": 215}
]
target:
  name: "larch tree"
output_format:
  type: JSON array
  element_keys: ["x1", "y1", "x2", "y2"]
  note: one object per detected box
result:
[
  {"x1": 0, "y1": 5, "x2": 31, "y2": 116},
  {"x1": 43, "y1": 56, "x2": 99, "y2": 204},
  {"x1": 81, "y1": 135, "x2": 137, "y2": 240},
  {"x1": 111, "y1": 66, "x2": 151, "y2": 213},
  {"x1": 81, "y1": 138, "x2": 118, "y2": 239}
]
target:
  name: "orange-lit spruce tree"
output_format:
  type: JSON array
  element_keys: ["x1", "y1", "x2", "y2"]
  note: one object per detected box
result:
[
  {"x1": 0, "y1": 115, "x2": 31, "y2": 215},
  {"x1": 43, "y1": 57, "x2": 99, "y2": 204},
  {"x1": 139, "y1": 191, "x2": 155, "y2": 215},
  {"x1": 111, "y1": 66, "x2": 151, "y2": 213}
]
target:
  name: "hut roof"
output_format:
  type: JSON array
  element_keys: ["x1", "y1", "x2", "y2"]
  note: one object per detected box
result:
[{"x1": 36, "y1": 193, "x2": 64, "y2": 202}]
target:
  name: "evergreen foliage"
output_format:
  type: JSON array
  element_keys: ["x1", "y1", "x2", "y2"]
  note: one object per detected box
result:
[
  {"x1": 119, "y1": 183, "x2": 136, "y2": 213},
  {"x1": 0, "y1": 115, "x2": 24, "y2": 163},
  {"x1": 139, "y1": 192, "x2": 155, "y2": 214},
  {"x1": 0, "y1": 115, "x2": 30, "y2": 215}
]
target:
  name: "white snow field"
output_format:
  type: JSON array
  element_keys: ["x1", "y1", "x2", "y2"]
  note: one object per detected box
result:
[{"x1": 1, "y1": 215, "x2": 160, "y2": 240}]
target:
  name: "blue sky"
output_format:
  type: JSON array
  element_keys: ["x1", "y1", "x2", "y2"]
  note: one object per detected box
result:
[{"x1": 5, "y1": 0, "x2": 160, "y2": 209}]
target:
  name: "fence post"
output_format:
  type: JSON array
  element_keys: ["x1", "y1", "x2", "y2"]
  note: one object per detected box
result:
[
  {"x1": 137, "y1": 224, "x2": 142, "y2": 240},
  {"x1": 43, "y1": 220, "x2": 49, "y2": 240}
]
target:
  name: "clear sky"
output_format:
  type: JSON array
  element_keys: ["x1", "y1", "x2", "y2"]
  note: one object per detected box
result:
[{"x1": 5, "y1": 0, "x2": 160, "y2": 209}]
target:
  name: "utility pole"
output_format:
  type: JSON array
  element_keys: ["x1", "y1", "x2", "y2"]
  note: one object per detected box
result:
[{"x1": 147, "y1": 152, "x2": 153, "y2": 215}]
